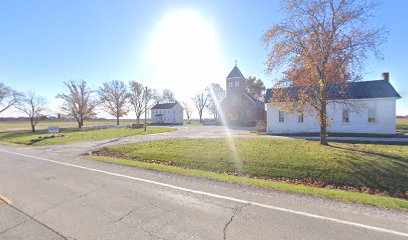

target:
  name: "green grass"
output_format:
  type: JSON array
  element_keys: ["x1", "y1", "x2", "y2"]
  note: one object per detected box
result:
[
  {"x1": 102, "y1": 138, "x2": 408, "y2": 196},
  {"x1": 398, "y1": 124, "x2": 408, "y2": 132},
  {"x1": 397, "y1": 117, "x2": 408, "y2": 133},
  {"x1": 0, "y1": 120, "x2": 136, "y2": 131},
  {"x1": 90, "y1": 155, "x2": 408, "y2": 210},
  {"x1": 184, "y1": 121, "x2": 203, "y2": 126},
  {"x1": 0, "y1": 127, "x2": 175, "y2": 146},
  {"x1": 272, "y1": 132, "x2": 408, "y2": 138}
]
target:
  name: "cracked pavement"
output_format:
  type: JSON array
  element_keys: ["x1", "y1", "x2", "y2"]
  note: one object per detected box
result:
[
  {"x1": 0, "y1": 126, "x2": 408, "y2": 239},
  {"x1": 223, "y1": 203, "x2": 248, "y2": 240}
]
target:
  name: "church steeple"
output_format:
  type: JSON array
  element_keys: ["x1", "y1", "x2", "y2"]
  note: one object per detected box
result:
[
  {"x1": 226, "y1": 62, "x2": 245, "y2": 93},
  {"x1": 227, "y1": 65, "x2": 244, "y2": 79}
]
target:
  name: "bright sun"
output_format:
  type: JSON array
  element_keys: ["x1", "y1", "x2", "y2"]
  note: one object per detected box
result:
[{"x1": 147, "y1": 10, "x2": 224, "y2": 100}]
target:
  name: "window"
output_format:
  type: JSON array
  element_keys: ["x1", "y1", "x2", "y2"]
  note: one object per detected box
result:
[
  {"x1": 368, "y1": 108, "x2": 376, "y2": 123},
  {"x1": 342, "y1": 109, "x2": 349, "y2": 123},
  {"x1": 235, "y1": 81, "x2": 240, "y2": 87},
  {"x1": 298, "y1": 112, "x2": 304, "y2": 123},
  {"x1": 231, "y1": 95, "x2": 237, "y2": 106},
  {"x1": 278, "y1": 111, "x2": 284, "y2": 122}
]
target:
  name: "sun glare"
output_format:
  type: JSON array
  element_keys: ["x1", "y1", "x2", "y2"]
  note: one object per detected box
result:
[{"x1": 147, "y1": 10, "x2": 224, "y2": 99}]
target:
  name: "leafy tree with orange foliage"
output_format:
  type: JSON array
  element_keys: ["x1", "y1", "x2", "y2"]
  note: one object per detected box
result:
[{"x1": 263, "y1": 0, "x2": 385, "y2": 145}]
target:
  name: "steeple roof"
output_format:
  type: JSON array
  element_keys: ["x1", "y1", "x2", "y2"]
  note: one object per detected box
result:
[{"x1": 227, "y1": 65, "x2": 244, "y2": 79}]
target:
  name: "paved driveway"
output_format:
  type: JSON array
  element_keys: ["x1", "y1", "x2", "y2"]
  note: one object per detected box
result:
[
  {"x1": 33, "y1": 126, "x2": 270, "y2": 155},
  {"x1": 31, "y1": 126, "x2": 408, "y2": 157}
]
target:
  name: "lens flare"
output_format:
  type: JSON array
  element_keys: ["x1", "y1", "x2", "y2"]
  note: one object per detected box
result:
[{"x1": 208, "y1": 87, "x2": 243, "y2": 173}]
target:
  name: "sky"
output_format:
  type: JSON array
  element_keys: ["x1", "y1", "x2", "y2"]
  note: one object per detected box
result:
[{"x1": 0, "y1": 0, "x2": 407, "y2": 119}]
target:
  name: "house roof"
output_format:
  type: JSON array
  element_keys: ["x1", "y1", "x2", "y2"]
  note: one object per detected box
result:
[
  {"x1": 227, "y1": 66, "x2": 244, "y2": 79},
  {"x1": 151, "y1": 102, "x2": 179, "y2": 110},
  {"x1": 264, "y1": 80, "x2": 401, "y2": 103},
  {"x1": 243, "y1": 91, "x2": 263, "y2": 104}
]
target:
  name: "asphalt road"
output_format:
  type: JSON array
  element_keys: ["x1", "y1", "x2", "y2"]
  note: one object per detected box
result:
[{"x1": 0, "y1": 127, "x2": 407, "y2": 239}]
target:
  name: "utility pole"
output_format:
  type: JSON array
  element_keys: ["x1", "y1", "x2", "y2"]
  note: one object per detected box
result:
[{"x1": 144, "y1": 86, "x2": 147, "y2": 131}]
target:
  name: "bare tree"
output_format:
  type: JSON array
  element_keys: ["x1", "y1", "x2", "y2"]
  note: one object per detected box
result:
[
  {"x1": 205, "y1": 83, "x2": 225, "y2": 120},
  {"x1": 0, "y1": 82, "x2": 22, "y2": 114},
  {"x1": 128, "y1": 81, "x2": 153, "y2": 124},
  {"x1": 263, "y1": 0, "x2": 385, "y2": 145},
  {"x1": 181, "y1": 101, "x2": 193, "y2": 122},
  {"x1": 98, "y1": 80, "x2": 129, "y2": 125},
  {"x1": 16, "y1": 92, "x2": 47, "y2": 132},
  {"x1": 192, "y1": 92, "x2": 208, "y2": 123},
  {"x1": 162, "y1": 89, "x2": 176, "y2": 103},
  {"x1": 56, "y1": 80, "x2": 98, "y2": 129},
  {"x1": 151, "y1": 89, "x2": 163, "y2": 105}
]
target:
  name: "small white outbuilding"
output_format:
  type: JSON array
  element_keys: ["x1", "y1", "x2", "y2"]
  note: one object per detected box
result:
[{"x1": 151, "y1": 102, "x2": 184, "y2": 125}]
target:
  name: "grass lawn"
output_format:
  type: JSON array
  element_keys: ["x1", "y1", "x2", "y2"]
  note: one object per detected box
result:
[
  {"x1": 0, "y1": 120, "x2": 135, "y2": 131},
  {"x1": 91, "y1": 155, "x2": 408, "y2": 210},
  {"x1": 184, "y1": 121, "x2": 203, "y2": 126},
  {"x1": 0, "y1": 127, "x2": 175, "y2": 146},
  {"x1": 98, "y1": 138, "x2": 408, "y2": 209},
  {"x1": 271, "y1": 132, "x2": 408, "y2": 138},
  {"x1": 397, "y1": 117, "x2": 408, "y2": 133}
]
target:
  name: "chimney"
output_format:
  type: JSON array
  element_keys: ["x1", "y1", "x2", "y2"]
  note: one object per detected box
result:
[{"x1": 382, "y1": 72, "x2": 390, "y2": 81}]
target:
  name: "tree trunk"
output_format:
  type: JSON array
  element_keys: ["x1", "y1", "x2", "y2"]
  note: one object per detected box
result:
[
  {"x1": 116, "y1": 116, "x2": 120, "y2": 125},
  {"x1": 319, "y1": 102, "x2": 328, "y2": 145},
  {"x1": 199, "y1": 110, "x2": 203, "y2": 123},
  {"x1": 30, "y1": 118, "x2": 35, "y2": 133}
]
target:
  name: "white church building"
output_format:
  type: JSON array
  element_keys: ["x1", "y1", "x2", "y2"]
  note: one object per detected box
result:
[
  {"x1": 264, "y1": 74, "x2": 401, "y2": 135},
  {"x1": 151, "y1": 102, "x2": 184, "y2": 125}
]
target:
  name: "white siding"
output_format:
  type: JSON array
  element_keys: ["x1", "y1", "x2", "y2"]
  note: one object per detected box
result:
[
  {"x1": 151, "y1": 103, "x2": 184, "y2": 124},
  {"x1": 266, "y1": 98, "x2": 397, "y2": 134}
]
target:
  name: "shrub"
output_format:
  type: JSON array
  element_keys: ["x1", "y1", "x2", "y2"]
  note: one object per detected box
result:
[{"x1": 256, "y1": 120, "x2": 266, "y2": 133}]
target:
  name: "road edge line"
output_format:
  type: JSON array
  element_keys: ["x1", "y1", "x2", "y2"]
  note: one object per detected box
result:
[{"x1": 0, "y1": 148, "x2": 407, "y2": 238}]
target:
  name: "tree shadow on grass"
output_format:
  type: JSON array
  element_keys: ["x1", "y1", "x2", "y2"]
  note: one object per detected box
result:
[
  {"x1": 329, "y1": 144, "x2": 408, "y2": 164},
  {"x1": 328, "y1": 144, "x2": 408, "y2": 193}
]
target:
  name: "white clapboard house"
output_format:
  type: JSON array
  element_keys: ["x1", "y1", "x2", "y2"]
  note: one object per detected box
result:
[
  {"x1": 151, "y1": 102, "x2": 184, "y2": 125},
  {"x1": 264, "y1": 73, "x2": 401, "y2": 134}
]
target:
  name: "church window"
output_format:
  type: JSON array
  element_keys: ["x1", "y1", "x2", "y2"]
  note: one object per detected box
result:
[
  {"x1": 342, "y1": 109, "x2": 349, "y2": 123},
  {"x1": 279, "y1": 111, "x2": 284, "y2": 122},
  {"x1": 232, "y1": 95, "x2": 237, "y2": 106},
  {"x1": 368, "y1": 107, "x2": 376, "y2": 123},
  {"x1": 298, "y1": 112, "x2": 304, "y2": 123}
]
